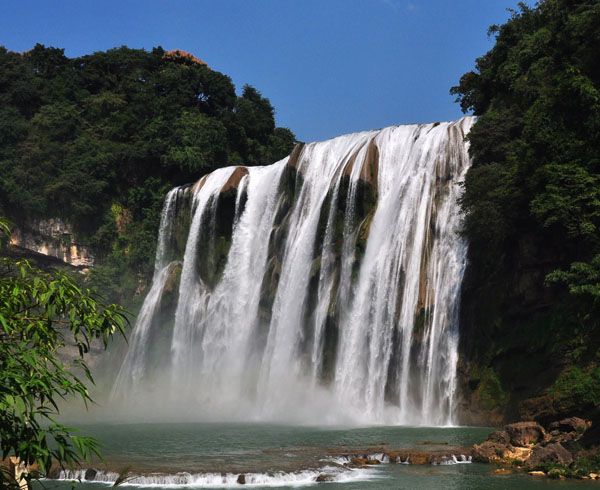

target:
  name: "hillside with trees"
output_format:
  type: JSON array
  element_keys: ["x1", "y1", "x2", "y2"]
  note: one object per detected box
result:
[
  {"x1": 452, "y1": 0, "x2": 600, "y2": 424},
  {"x1": 0, "y1": 45, "x2": 296, "y2": 302}
]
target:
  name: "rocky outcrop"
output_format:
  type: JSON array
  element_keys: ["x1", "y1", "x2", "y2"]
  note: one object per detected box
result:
[
  {"x1": 472, "y1": 441, "x2": 511, "y2": 464},
  {"x1": 159, "y1": 261, "x2": 183, "y2": 312},
  {"x1": 549, "y1": 417, "x2": 587, "y2": 434},
  {"x1": 337, "y1": 448, "x2": 473, "y2": 466},
  {"x1": 10, "y1": 218, "x2": 94, "y2": 267},
  {"x1": 340, "y1": 138, "x2": 379, "y2": 191},
  {"x1": 517, "y1": 393, "x2": 589, "y2": 426},
  {"x1": 528, "y1": 443, "x2": 573, "y2": 466},
  {"x1": 505, "y1": 421, "x2": 545, "y2": 446},
  {"x1": 221, "y1": 166, "x2": 249, "y2": 194},
  {"x1": 164, "y1": 49, "x2": 208, "y2": 67},
  {"x1": 487, "y1": 430, "x2": 511, "y2": 445},
  {"x1": 472, "y1": 417, "x2": 599, "y2": 479}
]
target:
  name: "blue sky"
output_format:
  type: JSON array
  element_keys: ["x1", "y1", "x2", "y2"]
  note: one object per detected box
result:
[{"x1": 1, "y1": 0, "x2": 522, "y2": 143}]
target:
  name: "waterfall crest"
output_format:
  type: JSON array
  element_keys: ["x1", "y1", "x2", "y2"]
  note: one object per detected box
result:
[{"x1": 111, "y1": 117, "x2": 474, "y2": 425}]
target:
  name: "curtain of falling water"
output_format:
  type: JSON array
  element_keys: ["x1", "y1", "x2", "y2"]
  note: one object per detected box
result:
[{"x1": 111, "y1": 117, "x2": 474, "y2": 425}]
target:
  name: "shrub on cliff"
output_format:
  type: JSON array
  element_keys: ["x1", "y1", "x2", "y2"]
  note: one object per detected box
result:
[
  {"x1": 451, "y1": 0, "x2": 600, "y2": 416},
  {"x1": 0, "y1": 217, "x2": 128, "y2": 488},
  {"x1": 0, "y1": 45, "x2": 297, "y2": 301}
]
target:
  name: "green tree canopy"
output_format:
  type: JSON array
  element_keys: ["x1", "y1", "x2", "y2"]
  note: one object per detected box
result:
[
  {"x1": 0, "y1": 45, "x2": 297, "y2": 301},
  {"x1": 451, "y1": 0, "x2": 600, "y2": 294},
  {"x1": 451, "y1": 0, "x2": 600, "y2": 417}
]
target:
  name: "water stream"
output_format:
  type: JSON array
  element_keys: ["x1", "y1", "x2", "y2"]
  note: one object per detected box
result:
[{"x1": 111, "y1": 118, "x2": 474, "y2": 426}]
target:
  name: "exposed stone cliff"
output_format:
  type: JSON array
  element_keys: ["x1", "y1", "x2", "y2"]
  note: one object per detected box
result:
[{"x1": 10, "y1": 218, "x2": 94, "y2": 268}]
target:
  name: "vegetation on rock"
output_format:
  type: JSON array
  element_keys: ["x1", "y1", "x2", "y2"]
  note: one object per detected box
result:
[
  {"x1": 452, "y1": 0, "x2": 600, "y2": 422},
  {"x1": 0, "y1": 217, "x2": 128, "y2": 488},
  {"x1": 0, "y1": 44, "x2": 296, "y2": 303}
]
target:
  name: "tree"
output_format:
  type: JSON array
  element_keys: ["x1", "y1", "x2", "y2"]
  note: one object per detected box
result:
[
  {"x1": 0, "y1": 217, "x2": 128, "y2": 489},
  {"x1": 450, "y1": 0, "x2": 600, "y2": 417},
  {"x1": 0, "y1": 45, "x2": 297, "y2": 303}
]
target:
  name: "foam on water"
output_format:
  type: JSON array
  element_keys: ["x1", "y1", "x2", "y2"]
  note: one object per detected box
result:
[{"x1": 57, "y1": 467, "x2": 379, "y2": 488}]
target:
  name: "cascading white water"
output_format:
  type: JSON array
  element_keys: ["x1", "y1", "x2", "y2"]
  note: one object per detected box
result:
[
  {"x1": 112, "y1": 187, "x2": 182, "y2": 396},
  {"x1": 111, "y1": 117, "x2": 474, "y2": 425}
]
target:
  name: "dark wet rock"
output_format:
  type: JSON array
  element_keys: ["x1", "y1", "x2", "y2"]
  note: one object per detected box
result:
[
  {"x1": 160, "y1": 261, "x2": 183, "y2": 310},
  {"x1": 84, "y1": 469, "x2": 98, "y2": 481},
  {"x1": 487, "y1": 430, "x2": 511, "y2": 445},
  {"x1": 518, "y1": 394, "x2": 578, "y2": 426},
  {"x1": 548, "y1": 417, "x2": 587, "y2": 434},
  {"x1": 404, "y1": 452, "x2": 428, "y2": 464},
  {"x1": 315, "y1": 473, "x2": 335, "y2": 482},
  {"x1": 349, "y1": 457, "x2": 379, "y2": 466},
  {"x1": 286, "y1": 143, "x2": 305, "y2": 170},
  {"x1": 505, "y1": 422, "x2": 545, "y2": 446},
  {"x1": 527, "y1": 443, "x2": 573, "y2": 466},
  {"x1": 349, "y1": 457, "x2": 368, "y2": 466},
  {"x1": 548, "y1": 430, "x2": 579, "y2": 444},
  {"x1": 236, "y1": 473, "x2": 246, "y2": 484},
  {"x1": 431, "y1": 454, "x2": 459, "y2": 465},
  {"x1": 337, "y1": 447, "x2": 473, "y2": 466},
  {"x1": 580, "y1": 422, "x2": 600, "y2": 449}
]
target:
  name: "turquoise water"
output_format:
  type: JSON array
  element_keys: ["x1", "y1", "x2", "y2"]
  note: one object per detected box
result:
[{"x1": 47, "y1": 423, "x2": 595, "y2": 489}]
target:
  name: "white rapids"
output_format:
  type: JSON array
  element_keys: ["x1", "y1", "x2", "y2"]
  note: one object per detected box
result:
[
  {"x1": 57, "y1": 467, "x2": 378, "y2": 487},
  {"x1": 111, "y1": 117, "x2": 474, "y2": 426}
]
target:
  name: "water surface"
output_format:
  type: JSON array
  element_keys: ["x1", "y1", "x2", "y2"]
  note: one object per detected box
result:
[{"x1": 48, "y1": 423, "x2": 595, "y2": 489}]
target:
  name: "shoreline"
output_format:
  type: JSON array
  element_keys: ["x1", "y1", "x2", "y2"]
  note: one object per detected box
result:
[{"x1": 471, "y1": 418, "x2": 600, "y2": 480}]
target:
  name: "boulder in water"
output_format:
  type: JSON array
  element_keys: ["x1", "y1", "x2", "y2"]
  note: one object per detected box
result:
[
  {"x1": 349, "y1": 457, "x2": 368, "y2": 466},
  {"x1": 528, "y1": 471, "x2": 546, "y2": 477},
  {"x1": 84, "y1": 469, "x2": 98, "y2": 481},
  {"x1": 315, "y1": 473, "x2": 335, "y2": 482}
]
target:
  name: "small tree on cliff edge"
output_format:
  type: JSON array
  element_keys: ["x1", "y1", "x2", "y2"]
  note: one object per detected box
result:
[{"x1": 0, "y1": 217, "x2": 128, "y2": 489}]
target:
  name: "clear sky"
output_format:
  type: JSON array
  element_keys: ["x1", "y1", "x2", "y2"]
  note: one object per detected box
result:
[{"x1": 0, "y1": 0, "x2": 523, "y2": 143}]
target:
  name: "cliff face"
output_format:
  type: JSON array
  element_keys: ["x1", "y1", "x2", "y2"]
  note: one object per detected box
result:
[
  {"x1": 457, "y1": 230, "x2": 600, "y2": 427},
  {"x1": 10, "y1": 218, "x2": 94, "y2": 268}
]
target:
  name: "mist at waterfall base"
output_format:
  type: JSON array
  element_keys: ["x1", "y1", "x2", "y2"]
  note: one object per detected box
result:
[{"x1": 88, "y1": 117, "x2": 476, "y2": 427}]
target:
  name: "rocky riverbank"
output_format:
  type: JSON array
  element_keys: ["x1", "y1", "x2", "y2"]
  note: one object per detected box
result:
[
  {"x1": 472, "y1": 418, "x2": 600, "y2": 479},
  {"x1": 326, "y1": 445, "x2": 473, "y2": 467}
]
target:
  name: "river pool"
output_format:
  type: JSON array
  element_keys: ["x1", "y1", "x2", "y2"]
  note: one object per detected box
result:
[{"x1": 47, "y1": 423, "x2": 594, "y2": 489}]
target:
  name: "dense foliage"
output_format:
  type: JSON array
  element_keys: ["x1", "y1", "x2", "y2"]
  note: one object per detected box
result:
[
  {"x1": 0, "y1": 218, "x2": 128, "y2": 488},
  {"x1": 0, "y1": 45, "x2": 296, "y2": 301},
  {"x1": 451, "y1": 0, "x2": 600, "y2": 419}
]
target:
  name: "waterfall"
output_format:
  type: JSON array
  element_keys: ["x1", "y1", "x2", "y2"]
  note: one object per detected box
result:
[{"x1": 111, "y1": 117, "x2": 474, "y2": 425}]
